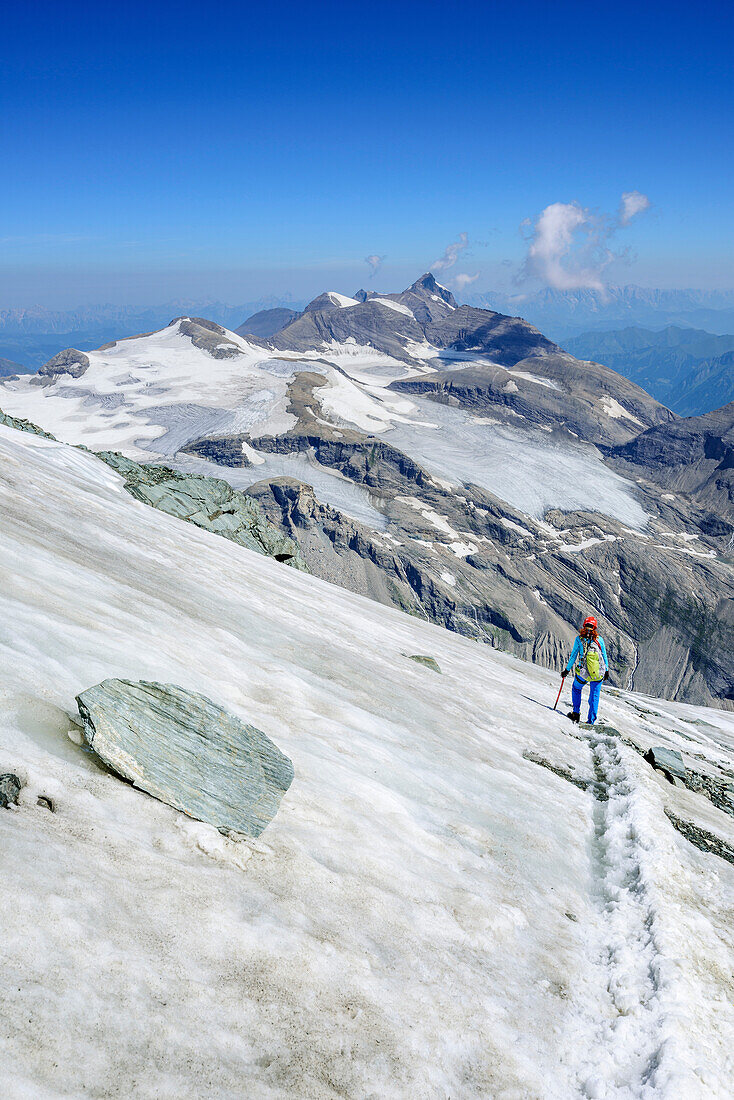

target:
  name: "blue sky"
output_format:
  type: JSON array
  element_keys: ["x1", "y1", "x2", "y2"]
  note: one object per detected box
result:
[{"x1": 2, "y1": 0, "x2": 733, "y2": 306}]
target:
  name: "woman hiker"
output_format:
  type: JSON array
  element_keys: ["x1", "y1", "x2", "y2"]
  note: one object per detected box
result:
[{"x1": 562, "y1": 615, "x2": 609, "y2": 725}]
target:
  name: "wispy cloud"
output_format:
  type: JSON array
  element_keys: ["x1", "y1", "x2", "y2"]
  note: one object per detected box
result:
[
  {"x1": 364, "y1": 254, "x2": 385, "y2": 277},
  {"x1": 518, "y1": 192, "x2": 651, "y2": 291},
  {"x1": 431, "y1": 232, "x2": 469, "y2": 273},
  {"x1": 619, "y1": 190, "x2": 651, "y2": 225},
  {"x1": 454, "y1": 272, "x2": 479, "y2": 292},
  {"x1": 0, "y1": 233, "x2": 98, "y2": 245}
]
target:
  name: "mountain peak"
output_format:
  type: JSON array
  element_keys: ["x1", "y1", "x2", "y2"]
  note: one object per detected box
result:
[
  {"x1": 407, "y1": 272, "x2": 457, "y2": 308},
  {"x1": 303, "y1": 291, "x2": 359, "y2": 313}
]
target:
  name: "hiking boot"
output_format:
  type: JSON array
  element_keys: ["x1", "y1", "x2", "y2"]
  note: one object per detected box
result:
[{"x1": 566, "y1": 711, "x2": 580, "y2": 723}]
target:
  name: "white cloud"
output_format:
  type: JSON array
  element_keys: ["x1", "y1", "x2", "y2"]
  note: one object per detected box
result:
[
  {"x1": 431, "y1": 232, "x2": 469, "y2": 273},
  {"x1": 521, "y1": 202, "x2": 608, "y2": 290},
  {"x1": 619, "y1": 190, "x2": 651, "y2": 225},
  {"x1": 364, "y1": 254, "x2": 385, "y2": 277},
  {"x1": 519, "y1": 192, "x2": 651, "y2": 291},
  {"x1": 454, "y1": 272, "x2": 479, "y2": 291}
]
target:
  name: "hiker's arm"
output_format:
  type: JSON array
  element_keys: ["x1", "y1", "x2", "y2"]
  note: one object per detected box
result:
[{"x1": 564, "y1": 638, "x2": 580, "y2": 674}]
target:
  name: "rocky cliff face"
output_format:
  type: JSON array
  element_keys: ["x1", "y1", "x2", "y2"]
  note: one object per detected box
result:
[
  {"x1": 234, "y1": 424, "x2": 734, "y2": 708},
  {"x1": 608, "y1": 403, "x2": 734, "y2": 518}
]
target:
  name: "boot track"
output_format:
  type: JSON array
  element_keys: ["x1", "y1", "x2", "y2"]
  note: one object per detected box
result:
[{"x1": 576, "y1": 723, "x2": 680, "y2": 1099}]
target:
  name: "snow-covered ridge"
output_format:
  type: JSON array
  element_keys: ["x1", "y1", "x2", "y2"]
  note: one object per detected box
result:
[
  {"x1": 326, "y1": 291, "x2": 359, "y2": 308},
  {"x1": 1, "y1": 423, "x2": 732, "y2": 1097}
]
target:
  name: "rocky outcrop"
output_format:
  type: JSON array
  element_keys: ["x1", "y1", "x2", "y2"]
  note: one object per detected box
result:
[
  {"x1": 0, "y1": 409, "x2": 56, "y2": 439},
  {"x1": 76, "y1": 680, "x2": 294, "y2": 837},
  {"x1": 0, "y1": 411, "x2": 307, "y2": 571},
  {"x1": 664, "y1": 811, "x2": 734, "y2": 865},
  {"x1": 406, "y1": 655, "x2": 441, "y2": 673},
  {"x1": 644, "y1": 747, "x2": 688, "y2": 785},
  {"x1": 0, "y1": 774, "x2": 22, "y2": 808},
  {"x1": 173, "y1": 318, "x2": 244, "y2": 359},
  {"x1": 98, "y1": 451, "x2": 308, "y2": 569},
  {"x1": 608, "y1": 403, "x2": 734, "y2": 514},
  {"x1": 38, "y1": 348, "x2": 90, "y2": 379}
]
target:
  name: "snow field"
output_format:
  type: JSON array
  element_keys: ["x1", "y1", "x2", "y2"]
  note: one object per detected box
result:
[{"x1": 0, "y1": 426, "x2": 732, "y2": 1097}]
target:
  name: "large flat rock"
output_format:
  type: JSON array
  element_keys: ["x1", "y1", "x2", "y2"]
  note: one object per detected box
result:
[{"x1": 76, "y1": 679, "x2": 294, "y2": 837}]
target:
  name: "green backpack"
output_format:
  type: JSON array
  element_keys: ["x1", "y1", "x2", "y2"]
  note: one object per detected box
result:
[{"x1": 584, "y1": 640, "x2": 603, "y2": 681}]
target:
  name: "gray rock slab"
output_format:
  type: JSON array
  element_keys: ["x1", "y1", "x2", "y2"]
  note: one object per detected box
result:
[
  {"x1": 76, "y1": 680, "x2": 294, "y2": 837},
  {"x1": 644, "y1": 746, "x2": 688, "y2": 783}
]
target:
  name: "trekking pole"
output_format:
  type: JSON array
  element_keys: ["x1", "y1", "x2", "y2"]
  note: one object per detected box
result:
[{"x1": 553, "y1": 678, "x2": 564, "y2": 711}]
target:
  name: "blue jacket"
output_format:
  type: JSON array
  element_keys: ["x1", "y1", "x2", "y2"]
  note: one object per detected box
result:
[{"x1": 566, "y1": 634, "x2": 608, "y2": 682}]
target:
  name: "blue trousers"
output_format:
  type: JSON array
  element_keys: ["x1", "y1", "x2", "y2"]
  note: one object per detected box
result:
[{"x1": 572, "y1": 676, "x2": 602, "y2": 724}]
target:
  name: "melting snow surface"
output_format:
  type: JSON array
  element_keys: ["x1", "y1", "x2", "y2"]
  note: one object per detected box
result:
[
  {"x1": 0, "y1": 425, "x2": 733, "y2": 1097},
  {"x1": 510, "y1": 369, "x2": 559, "y2": 390}
]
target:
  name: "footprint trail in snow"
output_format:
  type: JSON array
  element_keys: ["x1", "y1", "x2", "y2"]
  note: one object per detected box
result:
[{"x1": 578, "y1": 724, "x2": 681, "y2": 1100}]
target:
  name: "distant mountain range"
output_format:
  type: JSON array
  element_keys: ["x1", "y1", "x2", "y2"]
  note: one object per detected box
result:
[
  {"x1": 565, "y1": 326, "x2": 734, "y2": 416},
  {"x1": 6, "y1": 283, "x2": 734, "y2": 370},
  {"x1": 2, "y1": 272, "x2": 732, "y2": 707},
  {"x1": 0, "y1": 297, "x2": 306, "y2": 335},
  {"x1": 0, "y1": 297, "x2": 305, "y2": 369},
  {"x1": 466, "y1": 286, "x2": 734, "y2": 341}
]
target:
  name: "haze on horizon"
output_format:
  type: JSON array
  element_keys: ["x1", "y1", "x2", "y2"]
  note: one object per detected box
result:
[{"x1": 2, "y1": 0, "x2": 733, "y2": 310}]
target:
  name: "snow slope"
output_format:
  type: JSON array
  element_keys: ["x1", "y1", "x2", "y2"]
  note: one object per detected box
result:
[{"x1": 1, "y1": 423, "x2": 733, "y2": 1098}]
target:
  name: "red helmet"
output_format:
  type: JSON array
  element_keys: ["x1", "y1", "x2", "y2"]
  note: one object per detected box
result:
[{"x1": 582, "y1": 616, "x2": 597, "y2": 631}]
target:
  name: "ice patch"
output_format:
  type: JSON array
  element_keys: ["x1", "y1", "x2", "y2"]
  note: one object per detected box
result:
[
  {"x1": 600, "y1": 396, "x2": 644, "y2": 426},
  {"x1": 369, "y1": 298, "x2": 415, "y2": 318},
  {"x1": 509, "y1": 369, "x2": 559, "y2": 390},
  {"x1": 326, "y1": 291, "x2": 359, "y2": 308},
  {"x1": 559, "y1": 536, "x2": 618, "y2": 554},
  {"x1": 449, "y1": 541, "x2": 477, "y2": 557},
  {"x1": 497, "y1": 516, "x2": 534, "y2": 539}
]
